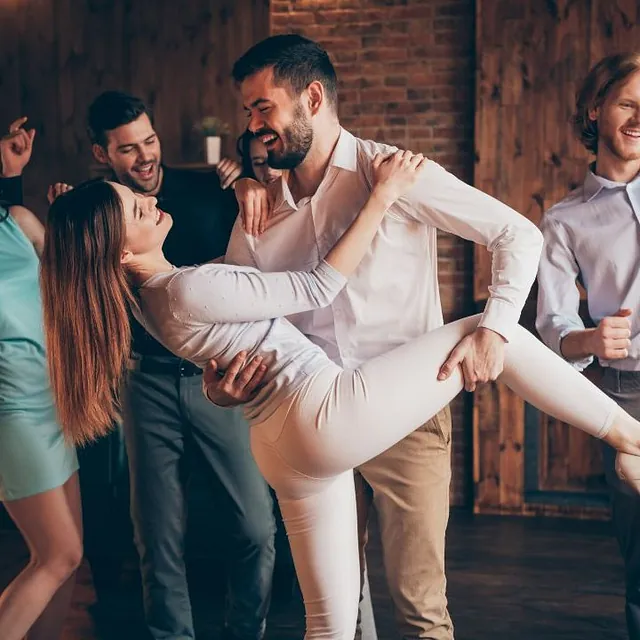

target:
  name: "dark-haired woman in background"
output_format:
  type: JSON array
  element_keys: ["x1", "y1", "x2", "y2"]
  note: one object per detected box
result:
[{"x1": 236, "y1": 130, "x2": 282, "y2": 187}]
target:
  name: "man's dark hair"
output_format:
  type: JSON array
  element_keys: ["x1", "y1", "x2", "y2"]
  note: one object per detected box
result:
[
  {"x1": 87, "y1": 91, "x2": 152, "y2": 147},
  {"x1": 232, "y1": 34, "x2": 339, "y2": 110}
]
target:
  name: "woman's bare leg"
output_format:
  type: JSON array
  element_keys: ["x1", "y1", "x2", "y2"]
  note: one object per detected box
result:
[
  {"x1": 0, "y1": 473, "x2": 83, "y2": 640},
  {"x1": 26, "y1": 473, "x2": 83, "y2": 640}
]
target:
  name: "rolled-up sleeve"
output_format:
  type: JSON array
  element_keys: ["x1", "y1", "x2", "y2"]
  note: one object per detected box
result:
[{"x1": 536, "y1": 217, "x2": 593, "y2": 370}]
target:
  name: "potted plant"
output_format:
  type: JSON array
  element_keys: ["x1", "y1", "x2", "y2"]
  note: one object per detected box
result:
[{"x1": 196, "y1": 116, "x2": 231, "y2": 164}]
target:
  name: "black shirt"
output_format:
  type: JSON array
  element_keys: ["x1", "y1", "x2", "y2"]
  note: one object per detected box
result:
[
  {"x1": 0, "y1": 168, "x2": 239, "y2": 359},
  {"x1": 0, "y1": 176, "x2": 23, "y2": 206}
]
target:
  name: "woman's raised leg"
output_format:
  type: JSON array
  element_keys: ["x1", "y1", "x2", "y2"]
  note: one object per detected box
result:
[{"x1": 276, "y1": 315, "x2": 628, "y2": 480}]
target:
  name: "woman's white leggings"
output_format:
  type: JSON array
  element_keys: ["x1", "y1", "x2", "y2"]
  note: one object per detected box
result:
[{"x1": 249, "y1": 314, "x2": 621, "y2": 639}]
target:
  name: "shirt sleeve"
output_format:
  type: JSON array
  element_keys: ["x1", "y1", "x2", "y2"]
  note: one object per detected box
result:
[
  {"x1": 390, "y1": 158, "x2": 543, "y2": 342},
  {"x1": 0, "y1": 176, "x2": 24, "y2": 206},
  {"x1": 536, "y1": 217, "x2": 593, "y2": 370},
  {"x1": 169, "y1": 260, "x2": 347, "y2": 324},
  {"x1": 224, "y1": 216, "x2": 258, "y2": 268}
]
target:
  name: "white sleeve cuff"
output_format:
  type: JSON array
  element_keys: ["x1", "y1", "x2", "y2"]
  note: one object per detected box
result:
[{"x1": 478, "y1": 298, "x2": 522, "y2": 342}]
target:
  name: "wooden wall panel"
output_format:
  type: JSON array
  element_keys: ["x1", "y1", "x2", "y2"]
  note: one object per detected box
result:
[
  {"x1": 0, "y1": 0, "x2": 270, "y2": 213},
  {"x1": 474, "y1": 0, "x2": 640, "y2": 517}
]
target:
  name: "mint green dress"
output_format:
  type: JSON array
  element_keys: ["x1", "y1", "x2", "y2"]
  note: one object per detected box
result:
[{"x1": 0, "y1": 207, "x2": 77, "y2": 501}]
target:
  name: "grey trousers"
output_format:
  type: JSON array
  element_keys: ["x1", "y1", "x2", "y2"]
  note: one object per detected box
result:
[
  {"x1": 601, "y1": 368, "x2": 640, "y2": 640},
  {"x1": 123, "y1": 359, "x2": 276, "y2": 640}
]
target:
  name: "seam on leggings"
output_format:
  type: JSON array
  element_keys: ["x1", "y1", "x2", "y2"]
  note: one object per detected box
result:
[
  {"x1": 596, "y1": 402, "x2": 618, "y2": 439},
  {"x1": 270, "y1": 364, "x2": 339, "y2": 447},
  {"x1": 266, "y1": 441, "x2": 324, "y2": 481}
]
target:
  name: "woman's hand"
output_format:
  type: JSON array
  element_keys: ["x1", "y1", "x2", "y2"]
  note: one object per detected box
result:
[
  {"x1": 370, "y1": 149, "x2": 427, "y2": 206},
  {"x1": 216, "y1": 157, "x2": 242, "y2": 190},
  {"x1": 0, "y1": 117, "x2": 35, "y2": 178},
  {"x1": 322, "y1": 150, "x2": 426, "y2": 278},
  {"x1": 47, "y1": 182, "x2": 73, "y2": 205},
  {"x1": 234, "y1": 177, "x2": 271, "y2": 237}
]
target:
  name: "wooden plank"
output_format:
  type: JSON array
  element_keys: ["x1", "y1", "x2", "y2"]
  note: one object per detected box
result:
[
  {"x1": 0, "y1": 2, "x2": 23, "y2": 134},
  {"x1": 473, "y1": 382, "x2": 501, "y2": 510},
  {"x1": 473, "y1": 0, "x2": 606, "y2": 517},
  {"x1": 18, "y1": 0, "x2": 59, "y2": 213},
  {"x1": 498, "y1": 383, "x2": 524, "y2": 509},
  {"x1": 2, "y1": 0, "x2": 269, "y2": 206},
  {"x1": 590, "y1": 0, "x2": 640, "y2": 66}
]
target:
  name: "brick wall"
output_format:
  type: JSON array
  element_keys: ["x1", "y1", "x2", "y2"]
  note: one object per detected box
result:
[{"x1": 270, "y1": 0, "x2": 476, "y2": 505}]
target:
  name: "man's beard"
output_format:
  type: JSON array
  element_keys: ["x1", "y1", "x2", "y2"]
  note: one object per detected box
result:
[
  {"x1": 266, "y1": 105, "x2": 313, "y2": 170},
  {"x1": 600, "y1": 129, "x2": 640, "y2": 164}
]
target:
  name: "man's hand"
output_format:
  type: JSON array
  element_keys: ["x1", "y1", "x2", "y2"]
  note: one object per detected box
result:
[
  {"x1": 47, "y1": 182, "x2": 73, "y2": 205},
  {"x1": 216, "y1": 157, "x2": 242, "y2": 190},
  {"x1": 0, "y1": 117, "x2": 36, "y2": 177},
  {"x1": 588, "y1": 308, "x2": 632, "y2": 360},
  {"x1": 234, "y1": 177, "x2": 271, "y2": 237},
  {"x1": 438, "y1": 327, "x2": 506, "y2": 392},
  {"x1": 202, "y1": 351, "x2": 268, "y2": 407}
]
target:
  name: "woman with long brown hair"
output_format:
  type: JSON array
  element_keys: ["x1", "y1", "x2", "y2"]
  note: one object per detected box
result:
[
  {"x1": 41, "y1": 152, "x2": 640, "y2": 639},
  {"x1": 0, "y1": 201, "x2": 81, "y2": 640}
]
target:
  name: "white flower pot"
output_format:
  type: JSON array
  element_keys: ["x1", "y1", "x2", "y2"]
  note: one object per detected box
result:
[{"x1": 205, "y1": 136, "x2": 221, "y2": 164}]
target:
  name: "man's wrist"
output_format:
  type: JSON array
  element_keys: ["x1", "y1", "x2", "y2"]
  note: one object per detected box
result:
[
  {"x1": 475, "y1": 326, "x2": 507, "y2": 343},
  {"x1": 580, "y1": 328, "x2": 596, "y2": 357},
  {"x1": 0, "y1": 170, "x2": 22, "y2": 179},
  {"x1": 369, "y1": 187, "x2": 396, "y2": 211},
  {"x1": 560, "y1": 328, "x2": 596, "y2": 360},
  {"x1": 204, "y1": 384, "x2": 231, "y2": 407}
]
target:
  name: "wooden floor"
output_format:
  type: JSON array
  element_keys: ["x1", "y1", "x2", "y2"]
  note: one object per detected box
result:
[{"x1": 0, "y1": 510, "x2": 628, "y2": 639}]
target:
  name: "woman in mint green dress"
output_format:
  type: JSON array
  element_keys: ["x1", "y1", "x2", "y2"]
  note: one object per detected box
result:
[{"x1": 0, "y1": 202, "x2": 81, "y2": 640}]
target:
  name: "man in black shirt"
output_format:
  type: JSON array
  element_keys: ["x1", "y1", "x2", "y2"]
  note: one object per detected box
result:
[{"x1": 87, "y1": 91, "x2": 275, "y2": 640}]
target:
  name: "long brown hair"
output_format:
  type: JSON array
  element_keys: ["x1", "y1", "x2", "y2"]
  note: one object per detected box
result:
[
  {"x1": 41, "y1": 180, "x2": 136, "y2": 445},
  {"x1": 573, "y1": 52, "x2": 640, "y2": 154}
]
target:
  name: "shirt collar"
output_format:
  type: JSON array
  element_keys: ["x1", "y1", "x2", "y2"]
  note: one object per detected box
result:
[
  {"x1": 329, "y1": 128, "x2": 358, "y2": 173},
  {"x1": 275, "y1": 127, "x2": 357, "y2": 211},
  {"x1": 583, "y1": 162, "x2": 640, "y2": 202}
]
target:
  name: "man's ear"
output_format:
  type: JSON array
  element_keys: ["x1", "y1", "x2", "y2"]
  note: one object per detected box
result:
[
  {"x1": 92, "y1": 143, "x2": 109, "y2": 165},
  {"x1": 307, "y1": 80, "x2": 324, "y2": 116},
  {"x1": 588, "y1": 106, "x2": 599, "y2": 122}
]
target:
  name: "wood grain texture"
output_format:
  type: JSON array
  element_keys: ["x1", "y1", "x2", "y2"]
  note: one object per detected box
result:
[
  {"x1": 0, "y1": 0, "x2": 269, "y2": 213},
  {"x1": 473, "y1": 0, "x2": 640, "y2": 516}
]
